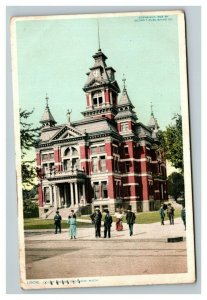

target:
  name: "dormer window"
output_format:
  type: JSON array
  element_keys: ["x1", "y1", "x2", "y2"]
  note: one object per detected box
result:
[{"x1": 121, "y1": 123, "x2": 129, "y2": 132}]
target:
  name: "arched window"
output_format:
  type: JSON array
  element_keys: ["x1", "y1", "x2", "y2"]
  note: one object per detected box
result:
[
  {"x1": 71, "y1": 147, "x2": 78, "y2": 156},
  {"x1": 64, "y1": 147, "x2": 70, "y2": 156}
]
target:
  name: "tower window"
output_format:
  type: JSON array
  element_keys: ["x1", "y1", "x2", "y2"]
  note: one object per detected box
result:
[
  {"x1": 124, "y1": 146, "x2": 129, "y2": 155},
  {"x1": 121, "y1": 123, "x2": 129, "y2": 132},
  {"x1": 92, "y1": 91, "x2": 103, "y2": 107}
]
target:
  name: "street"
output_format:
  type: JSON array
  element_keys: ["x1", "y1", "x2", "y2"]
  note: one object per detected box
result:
[{"x1": 24, "y1": 218, "x2": 187, "y2": 279}]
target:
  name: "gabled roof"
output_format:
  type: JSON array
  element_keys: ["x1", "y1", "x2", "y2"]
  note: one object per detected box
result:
[{"x1": 50, "y1": 124, "x2": 83, "y2": 141}]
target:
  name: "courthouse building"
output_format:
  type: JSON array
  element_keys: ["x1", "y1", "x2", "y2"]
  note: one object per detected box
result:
[{"x1": 35, "y1": 47, "x2": 167, "y2": 215}]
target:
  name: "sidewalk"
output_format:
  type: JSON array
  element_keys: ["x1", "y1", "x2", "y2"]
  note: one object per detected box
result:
[{"x1": 25, "y1": 217, "x2": 186, "y2": 242}]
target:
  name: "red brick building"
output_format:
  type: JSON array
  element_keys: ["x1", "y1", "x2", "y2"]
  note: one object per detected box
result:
[{"x1": 35, "y1": 48, "x2": 167, "y2": 215}]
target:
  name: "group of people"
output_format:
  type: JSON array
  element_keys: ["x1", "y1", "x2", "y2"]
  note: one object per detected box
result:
[
  {"x1": 54, "y1": 210, "x2": 77, "y2": 239},
  {"x1": 54, "y1": 206, "x2": 137, "y2": 239},
  {"x1": 54, "y1": 203, "x2": 186, "y2": 239},
  {"x1": 159, "y1": 203, "x2": 186, "y2": 230},
  {"x1": 90, "y1": 206, "x2": 136, "y2": 238}
]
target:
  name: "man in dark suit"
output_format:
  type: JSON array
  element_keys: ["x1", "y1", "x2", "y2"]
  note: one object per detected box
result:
[
  {"x1": 104, "y1": 209, "x2": 113, "y2": 238},
  {"x1": 54, "y1": 211, "x2": 62, "y2": 234},
  {"x1": 90, "y1": 208, "x2": 102, "y2": 238},
  {"x1": 126, "y1": 206, "x2": 136, "y2": 236}
]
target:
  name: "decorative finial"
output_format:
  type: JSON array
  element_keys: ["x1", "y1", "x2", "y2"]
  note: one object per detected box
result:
[
  {"x1": 45, "y1": 93, "x2": 49, "y2": 107},
  {"x1": 97, "y1": 19, "x2": 101, "y2": 51},
  {"x1": 66, "y1": 109, "x2": 72, "y2": 124},
  {"x1": 150, "y1": 102, "x2": 154, "y2": 116},
  {"x1": 122, "y1": 74, "x2": 126, "y2": 90}
]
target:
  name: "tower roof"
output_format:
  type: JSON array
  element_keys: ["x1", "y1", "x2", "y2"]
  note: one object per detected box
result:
[
  {"x1": 118, "y1": 76, "x2": 134, "y2": 108},
  {"x1": 119, "y1": 88, "x2": 134, "y2": 108},
  {"x1": 40, "y1": 95, "x2": 56, "y2": 127},
  {"x1": 147, "y1": 103, "x2": 159, "y2": 129},
  {"x1": 115, "y1": 77, "x2": 137, "y2": 121}
]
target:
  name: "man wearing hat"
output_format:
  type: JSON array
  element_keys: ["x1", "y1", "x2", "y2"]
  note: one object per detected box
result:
[
  {"x1": 126, "y1": 205, "x2": 136, "y2": 236},
  {"x1": 54, "y1": 211, "x2": 62, "y2": 234},
  {"x1": 90, "y1": 207, "x2": 102, "y2": 238},
  {"x1": 104, "y1": 209, "x2": 113, "y2": 238}
]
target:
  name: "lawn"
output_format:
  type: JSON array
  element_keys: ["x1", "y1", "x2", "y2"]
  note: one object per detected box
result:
[
  {"x1": 78, "y1": 209, "x2": 181, "y2": 224},
  {"x1": 24, "y1": 210, "x2": 181, "y2": 229},
  {"x1": 24, "y1": 218, "x2": 93, "y2": 230}
]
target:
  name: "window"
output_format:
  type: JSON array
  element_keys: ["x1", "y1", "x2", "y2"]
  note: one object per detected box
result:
[
  {"x1": 92, "y1": 157, "x2": 98, "y2": 172},
  {"x1": 44, "y1": 187, "x2": 50, "y2": 203},
  {"x1": 114, "y1": 156, "x2": 119, "y2": 172},
  {"x1": 49, "y1": 153, "x2": 54, "y2": 160},
  {"x1": 72, "y1": 158, "x2": 79, "y2": 169},
  {"x1": 42, "y1": 154, "x2": 47, "y2": 161},
  {"x1": 124, "y1": 146, "x2": 129, "y2": 155},
  {"x1": 100, "y1": 156, "x2": 106, "y2": 172},
  {"x1": 126, "y1": 186, "x2": 131, "y2": 197},
  {"x1": 49, "y1": 163, "x2": 54, "y2": 171},
  {"x1": 64, "y1": 159, "x2": 71, "y2": 171},
  {"x1": 113, "y1": 146, "x2": 118, "y2": 154},
  {"x1": 92, "y1": 91, "x2": 103, "y2": 107},
  {"x1": 125, "y1": 161, "x2": 130, "y2": 173},
  {"x1": 72, "y1": 147, "x2": 78, "y2": 156},
  {"x1": 64, "y1": 147, "x2": 70, "y2": 156},
  {"x1": 91, "y1": 147, "x2": 97, "y2": 154},
  {"x1": 99, "y1": 145, "x2": 105, "y2": 153},
  {"x1": 42, "y1": 164, "x2": 48, "y2": 175},
  {"x1": 121, "y1": 123, "x2": 129, "y2": 132},
  {"x1": 94, "y1": 182, "x2": 99, "y2": 199},
  {"x1": 102, "y1": 182, "x2": 108, "y2": 198},
  {"x1": 116, "y1": 182, "x2": 120, "y2": 198}
]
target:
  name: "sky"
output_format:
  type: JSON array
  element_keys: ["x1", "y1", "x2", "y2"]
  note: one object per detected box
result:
[{"x1": 15, "y1": 13, "x2": 181, "y2": 131}]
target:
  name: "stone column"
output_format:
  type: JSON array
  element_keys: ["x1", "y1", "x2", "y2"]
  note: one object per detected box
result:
[
  {"x1": 49, "y1": 185, "x2": 53, "y2": 206},
  {"x1": 75, "y1": 182, "x2": 79, "y2": 207},
  {"x1": 82, "y1": 183, "x2": 86, "y2": 205},
  {"x1": 64, "y1": 185, "x2": 67, "y2": 208},
  {"x1": 56, "y1": 185, "x2": 61, "y2": 208},
  {"x1": 70, "y1": 183, "x2": 74, "y2": 207},
  {"x1": 53, "y1": 185, "x2": 57, "y2": 209}
]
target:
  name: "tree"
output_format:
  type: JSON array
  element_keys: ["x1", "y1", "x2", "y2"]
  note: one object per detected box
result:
[
  {"x1": 20, "y1": 109, "x2": 40, "y2": 190},
  {"x1": 167, "y1": 172, "x2": 184, "y2": 202},
  {"x1": 158, "y1": 114, "x2": 183, "y2": 173}
]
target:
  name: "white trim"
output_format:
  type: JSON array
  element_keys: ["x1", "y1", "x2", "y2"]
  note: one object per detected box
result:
[
  {"x1": 120, "y1": 158, "x2": 146, "y2": 162},
  {"x1": 123, "y1": 183, "x2": 139, "y2": 186}
]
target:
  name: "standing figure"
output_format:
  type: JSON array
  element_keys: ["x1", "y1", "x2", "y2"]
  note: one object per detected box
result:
[
  {"x1": 67, "y1": 214, "x2": 77, "y2": 239},
  {"x1": 159, "y1": 204, "x2": 165, "y2": 225},
  {"x1": 126, "y1": 206, "x2": 136, "y2": 236},
  {"x1": 70, "y1": 209, "x2": 77, "y2": 218},
  {"x1": 115, "y1": 208, "x2": 123, "y2": 231},
  {"x1": 181, "y1": 204, "x2": 186, "y2": 230},
  {"x1": 90, "y1": 208, "x2": 102, "y2": 238},
  {"x1": 54, "y1": 211, "x2": 62, "y2": 234},
  {"x1": 167, "y1": 203, "x2": 175, "y2": 225},
  {"x1": 104, "y1": 210, "x2": 113, "y2": 238}
]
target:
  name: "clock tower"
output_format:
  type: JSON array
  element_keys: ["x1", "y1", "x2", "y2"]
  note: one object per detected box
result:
[{"x1": 82, "y1": 48, "x2": 120, "y2": 120}]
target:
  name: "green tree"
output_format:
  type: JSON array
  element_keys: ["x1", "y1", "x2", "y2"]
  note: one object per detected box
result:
[
  {"x1": 158, "y1": 114, "x2": 183, "y2": 173},
  {"x1": 167, "y1": 172, "x2": 184, "y2": 202},
  {"x1": 20, "y1": 109, "x2": 40, "y2": 190}
]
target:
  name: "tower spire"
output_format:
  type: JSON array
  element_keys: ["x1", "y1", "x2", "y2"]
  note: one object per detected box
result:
[
  {"x1": 97, "y1": 19, "x2": 101, "y2": 51},
  {"x1": 150, "y1": 102, "x2": 154, "y2": 116},
  {"x1": 40, "y1": 94, "x2": 56, "y2": 127},
  {"x1": 122, "y1": 74, "x2": 126, "y2": 90}
]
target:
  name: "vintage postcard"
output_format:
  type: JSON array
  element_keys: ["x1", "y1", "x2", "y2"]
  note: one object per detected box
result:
[{"x1": 10, "y1": 11, "x2": 195, "y2": 289}]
